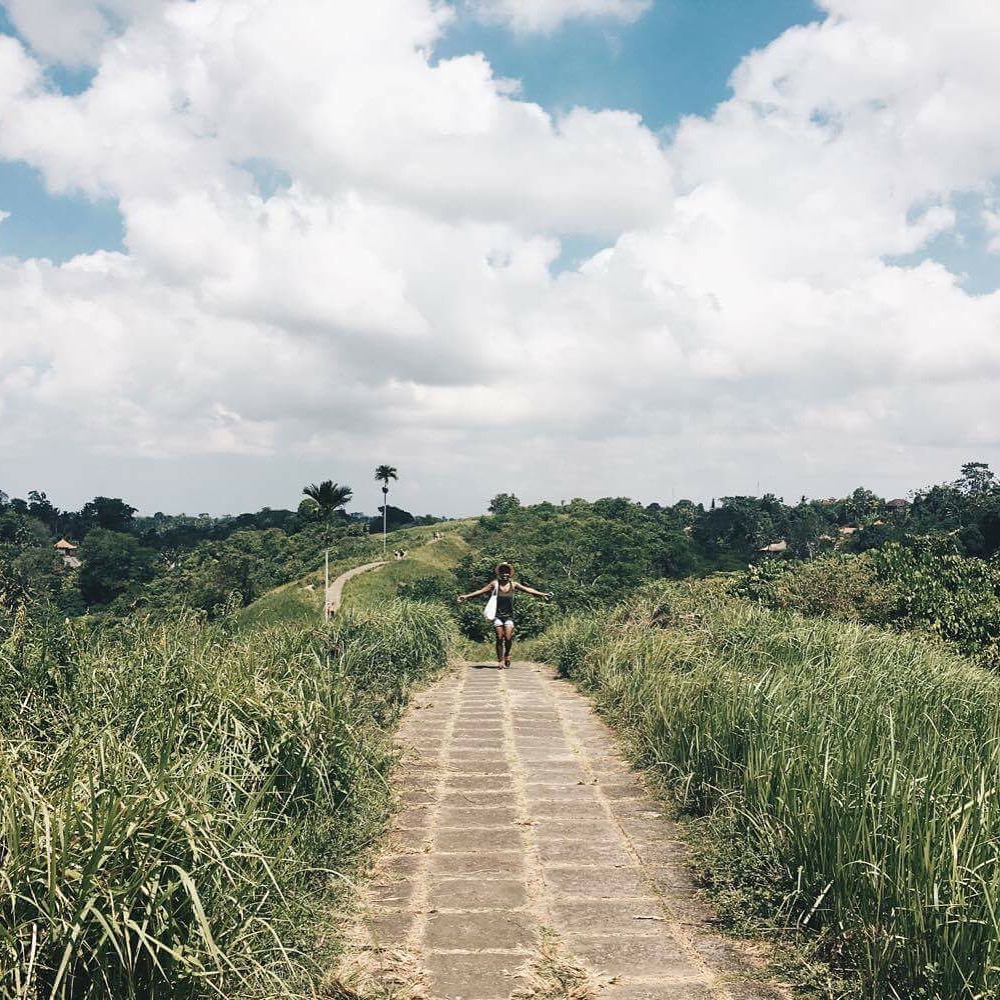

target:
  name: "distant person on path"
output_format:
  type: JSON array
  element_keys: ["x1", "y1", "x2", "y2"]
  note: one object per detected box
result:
[{"x1": 457, "y1": 563, "x2": 551, "y2": 669}]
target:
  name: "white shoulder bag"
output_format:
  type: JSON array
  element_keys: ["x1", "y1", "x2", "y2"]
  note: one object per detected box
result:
[{"x1": 483, "y1": 582, "x2": 498, "y2": 620}]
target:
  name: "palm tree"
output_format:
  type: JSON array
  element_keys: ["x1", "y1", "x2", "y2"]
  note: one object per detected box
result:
[
  {"x1": 302, "y1": 481, "x2": 353, "y2": 519},
  {"x1": 374, "y1": 465, "x2": 398, "y2": 552}
]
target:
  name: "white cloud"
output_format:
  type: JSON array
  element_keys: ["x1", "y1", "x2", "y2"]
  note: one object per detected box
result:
[
  {"x1": 468, "y1": 0, "x2": 650, "y2": 34},
  {"x1": 0, "y1": 0, "x2": 998, "y2": 513},
  {"x1": 0, "y1": 209, "x2": 9, "y2": 223},
  {"x1": 0, "y1": 0, "x2": 156, "y2": 66}
]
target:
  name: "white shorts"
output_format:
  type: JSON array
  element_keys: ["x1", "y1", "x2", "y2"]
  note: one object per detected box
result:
[{"x1": 493, "y1": 618, "x2": 514, "y2": 628}]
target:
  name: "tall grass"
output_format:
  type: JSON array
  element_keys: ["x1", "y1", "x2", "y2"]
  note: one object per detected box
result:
[
  {"x1": 538, "y1": 580, "x2": 1000, "y2": 998},
  {"x1": 0, "y1": 599, "x2": 453, "y2": 998}
]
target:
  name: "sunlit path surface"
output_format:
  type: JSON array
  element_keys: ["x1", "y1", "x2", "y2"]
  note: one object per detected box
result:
[{"x1": 345, "y1": 661, "x2": 787, "y2": 1000}]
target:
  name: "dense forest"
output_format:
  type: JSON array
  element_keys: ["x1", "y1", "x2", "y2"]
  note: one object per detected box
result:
[
  {"x1": 443, "y1": 462, "x2": 1000, "y2": 664},
  {"x1": 0, "y1": 482, "x2": 442, "y2": 618},
  {"x1": 4, "y1": 463, "x2": 999, "y2": 664}
]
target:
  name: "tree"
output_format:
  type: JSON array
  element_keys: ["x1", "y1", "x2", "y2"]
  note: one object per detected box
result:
[
  {"x1": 788, "y1": 506, "x2": 825, "y2": 559},
  {"x1": 27, "y1": 491, "x2": 60, "y2": 531},
  {"x1": 844, "y1": 487, "x2": 883, "y2": 526},
  {"x1": 78, "y1": 529, "x2": 156, "y2": 606},
  {"x1": 955, "y1": 461, "x2": 997, "y2": 496},
  {"x1": 0, "y1": 546, "x2": 64, "y2": 608},
  {"x1": 79, "y1": 496, "x2": 137, "y2": 534},
  {"x1": 369, "y1": 504, "x2": 415, "y2": 535},
  {"x1": 374, "y1": 465, "x2": 399, "y2": 552},
  {"x1": 694, "y1": 496, "x2": 778, "y2": 565},
  {"x1": 488, "y1": 494, "x2": 522, "y2": 517},
  {"x1": 301, "y1": 481, "x2": 353, "y2": 519}
]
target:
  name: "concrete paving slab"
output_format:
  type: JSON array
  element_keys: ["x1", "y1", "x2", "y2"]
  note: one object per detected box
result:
[
  {"x1": 447, "y1": 761, "x2": 512, "y2": 776},
  {"x1": 428, "y1": 878, "x2": 530, "y2": 910},
  {"x1": 566, "y1": 933, "x2": 698, "y2": 979},
  {"x1": 423, "y1": 952, "x2": 527, "y2": 1000},
  {"x1": 543, "y1": 864, "x2": 649, "y2": 898},
  {"x1": 426, "y1": 911, "x2": 538, "y2": 950},
  {"x1": 369, "y1": 880, "x2": 416, "y2": 906},
  {"x1": 362, "y1": 909, "x2": 413, "y2": 948},
  {"x1": 530, "y1": 818, "x2": 621, "y2": 841},
  {"x1": 437, "y1": 806, "x2": 520, "y2": 828},
  {"x1": 430, "y1": 852, "x2": 526, "y2": 878},
  {"x1": 435, "y1": 829, "x2": 526, "y2": 852},
  {"x1": 529, "y1": 800, "x2": 607, "y2": 820},
  {"x1": 441, "y1": 790, "x2": 515, "y2": 807},
  {"x1": 551, "y1": 897, "x2": 667, "y2": 935},
  {"x1": 537, "y1": 838, "x2": 632, "y2": 866},
  {"x1": 599, "y1": 982, "x2": 715, "y2": 1000},
  {"x1": 445, "y1": 774, "x2": 515, "y2": 791}
]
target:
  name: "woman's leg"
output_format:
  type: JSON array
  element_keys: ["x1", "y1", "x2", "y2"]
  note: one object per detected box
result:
[
  {"x1": 503, "y1": 623, "x2": 515, "y2": 665},
  {"x1": 494, "y1": 624, "x2": 506, "y2": 667}
]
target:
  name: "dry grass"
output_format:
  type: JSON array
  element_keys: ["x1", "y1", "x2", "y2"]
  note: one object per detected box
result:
[
  {"x1": 512, "y1": 928, "x2": 611, "y2": 999},
  {"x1": 322, "y1": 944, "x2": 429, "y2": 1000}
]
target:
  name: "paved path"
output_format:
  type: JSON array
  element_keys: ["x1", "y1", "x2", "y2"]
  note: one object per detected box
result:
[
  {"x1": 325, "y1": 561, "x2": 387, "y2": 616},
  {"x1": 347, "y1": 661, "x2": 786, "y2": 1000}
]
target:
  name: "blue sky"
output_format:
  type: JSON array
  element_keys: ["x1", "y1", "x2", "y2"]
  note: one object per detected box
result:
[
  {"x1": 0, "y1": 0, "x2": 822, "y2": 264},
  {"x1": 3, "y1": 0, "x2": 994, "y2": 292},
  {"x1": 437, "y1": 0, "x2": 820, "y2": 129},
  {"x1": 2, "y1": 0, "x2": 995, "y2": 291},
  {"x1": 1, "y1": 0, "x2": 997, "y2": 515}
]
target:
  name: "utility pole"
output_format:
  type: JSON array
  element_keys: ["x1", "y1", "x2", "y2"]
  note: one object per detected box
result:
[{"x1": 324, "y1": 548, "x2": 330, "y2": 622}]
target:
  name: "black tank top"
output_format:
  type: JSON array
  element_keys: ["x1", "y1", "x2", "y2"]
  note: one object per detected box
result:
[{"x1": 496, "y1": 581, "x2": 514, "y2": 617}]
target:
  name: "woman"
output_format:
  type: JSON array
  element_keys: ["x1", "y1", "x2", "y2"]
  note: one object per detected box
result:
[{"x1": 457, "y1": 563, "x2": 551, "y2": 669}]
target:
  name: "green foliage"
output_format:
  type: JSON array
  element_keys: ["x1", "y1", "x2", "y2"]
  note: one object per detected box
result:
[
  {"x1": 736, "y1": 542, "x2": 1000, "y2": 667},
  {"x1": 374, "y1": 465, "x2": 398, "y2": 487},
  {"x1": 397, "y1": 575, "x2": 454, "y2": 601},
  {"x1": 301, "y1": 480, "x2": 353, "y2": 519},
  {"x1": 368, "y1": 504, "x2": 416, "y2": 534},
  {"x1": 0, "y1": 598, "x2": 453, "y2": 997},
  {"x1": 873, "y1": 540, "x2": 1000, "y2": 666},
  {"x1": 538, "y1": 582, "x2": 1000, "y2": 998},
  {"x1": 692, "y1": 493, "x2": 786, "y2": 565},
  {"x1": 78, "y1": 496, "x2": 137, "y2": 534},
  {"x1": 78, "y1": 528, "x2": 156, "y2": 606},
  {"x1": 0, "y1": 509, "x2": 50, "y2": 547},
  {"x1": 146, "y1": 522, "x2": 377, "y2": 617},
  {"x1": 488, "y1": 493, "x2": 522, "y2": 516},
  {"x1": 465, "y1": 496, "x2": 701, "y2": 619},
  {"x1": 734, "y1": 552, "x2": 894, "y2": 624},
  {"x1": 0, "y1": 546, "x2": 67, "y2": 607}
]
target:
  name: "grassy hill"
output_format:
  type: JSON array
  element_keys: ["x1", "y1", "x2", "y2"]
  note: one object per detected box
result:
[
  {"x1": 238, "y1": 520, "x2": 473, "y2": 627},
  {"x1": 339, "y1": 529, "x2": 470, "y2": 612}
]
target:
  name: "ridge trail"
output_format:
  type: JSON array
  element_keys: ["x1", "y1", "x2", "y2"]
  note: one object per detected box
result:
[
  {"x1": 351, "y1": 660, "x2": 787, "y2": 999},
  {"x1": 325, "y1": 560, "x2": 387, "y2": 615}
]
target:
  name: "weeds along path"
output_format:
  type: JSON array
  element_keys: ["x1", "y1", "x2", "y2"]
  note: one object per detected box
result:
[
  {"x1": 333, "y1": 661, "x2": 789, "y2": 1000},
  {"x1": 326, "y1": 561, "x2": 388, "y2": 615}
]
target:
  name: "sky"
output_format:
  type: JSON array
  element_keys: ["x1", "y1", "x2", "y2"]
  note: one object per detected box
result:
[{"x1": 0, "y1": 0, "x2": 998, "y2": 518}]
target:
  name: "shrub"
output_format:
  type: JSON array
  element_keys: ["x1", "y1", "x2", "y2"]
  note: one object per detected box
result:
[
  {"x1": 537, "y1": 581, "x2": 1000, "y2": 998},
  {"x1": 734, "y1": 553, "x2": 893, "y2": 624},
  {"x1": 0, "y1": 599, "x2": 453, "y2": 997}
]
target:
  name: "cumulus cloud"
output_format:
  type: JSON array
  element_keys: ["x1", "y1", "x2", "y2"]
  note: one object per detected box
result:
[
  {"x1": 0, "y1": 0, "x2": 998, "y2": 511},
  {"x1": 1, "y1": 0, "x2": 155, "y2": 66},
  {"x1": 468, "y1": 0, "x2": 650, "y2": 34}
]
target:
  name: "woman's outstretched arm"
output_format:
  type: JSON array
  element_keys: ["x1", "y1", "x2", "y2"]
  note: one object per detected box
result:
[
  {"x1": 514, "y1": 582, "x2": 552, "y2": 600},
  {"x1": 457, "y1": 580, "x2": 496, "y2": 602}
]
